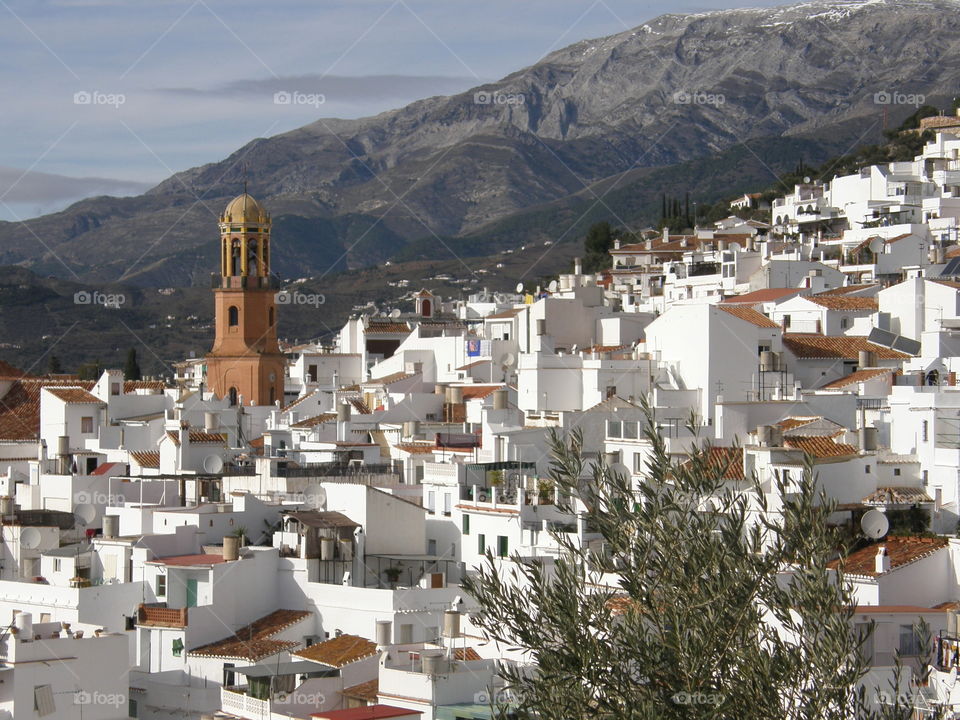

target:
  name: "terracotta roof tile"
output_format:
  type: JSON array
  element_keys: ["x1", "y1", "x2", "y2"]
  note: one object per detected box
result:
[
  {"x1": 368, "y1": 372, "x2": 416, "y2": 386},
  {"x1": 342, "y1": 679, "x2": 379, "y2": 702},
  {"x1": 284, "y1": 390, "x2": 318, "y2": 412},
  {"x1": 460, "y1": 385, "x2": 501, "y2": 401},
  {"x1": 783, "y1": 334, "x2": 911, "y2": 360},
  {"x1": 365, "y1": 321, "x2": 411, "y2": 334},
  {"x1": 45, "y1": 387, "x2": 103, "y2": 404},
  {"x1": 821, "y1": 368, "x2": 892, "y2": 389},
  {"x1": 190, "y1": 609, "x2": 311, "y2": 661},
  {"x1": 721, "y1": 288, "x2": 802, "y2": 304},
  {"x1": 292, "y1": 413, "x2": 337, "y2": 428},
  {"x1": 700, "y1": 447, "x2": 745, "y2": 481},
  {"x1": 830, "y1": 536, "x2": 948, "y2": 577},
  {"x1": 124, "y1": 380, "x2": 166, "y2": 392},
  {"x1": 784, "y1": 435, "x2": 857, "y2": 458},
  {"x1": 164, "y1": 430, "x2": 227, "y2": 446},
  {"x1": 808, "y1": 296, "x2": 878, "y2": 311},
  {"x1": 815, "y1": 284, "x2": 878, "y2": 296},
  {"x1": 395, "y1": 443, "x2": 437, "y2": 455},
  {"x1": 0, "y1": 361, "x2": 30, "y2": 379},
  {"x1": 862, "y1": 486, "x2": 933, "y2": 506},
  {"x1": 717, "y1": 305, "x2": 780, "y2": 328},
  {"x1": 776, "y1": 416, "x2": 819, "y2": 432},
  {"x1": 485, "y1": 308, "x2": 524, "y2": 320},
  {"x1": 131, "y1": 450, "x2": 160, "y2": 468},
  {"x1": 0, "y1": 379, "x2": 95, "y2": 440},
  {"x1": 294, "y1": 634, "x2": 377, "y2": 667}
]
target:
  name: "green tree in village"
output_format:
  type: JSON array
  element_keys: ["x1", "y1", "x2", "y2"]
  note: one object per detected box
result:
[
  {"x1": 46, "y1": 355, "x2": 62, "y2": 374},
  {"x1": 124, "y1": 347, "x2": 142, "y2": 381},
  {"x1": 464, "y1": 408, "x2": 916, "y2": 720},
  {"x1": 582, "y1": 222, "x2": 617, "y2": 273}
]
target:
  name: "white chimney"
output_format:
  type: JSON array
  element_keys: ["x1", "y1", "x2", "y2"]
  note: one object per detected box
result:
[
  {"x1": 574, "y1": 257, "x2": 583, "y2": 276},
  {"x1": 875, "y1": 545, "x2": 891, "y2": 574}
]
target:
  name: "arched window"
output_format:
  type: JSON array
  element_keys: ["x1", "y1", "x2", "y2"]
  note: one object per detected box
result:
[
  {"x1": 421, "y1": 299, "x2": 431, "y2": 317},
  {"x1": 231, "y1": 239, "x2": 242, "y2": 276},
  {"x1": 269, "y1": 386, "x2": 276, "y2": 405},
  {"x1": 269, "y1": 307, "x2": 275, "y2": 326},
  {"x1": 228, "y1": 387, "x2": 238, "y2": 406},
  {"x1": 228, "y1": 306, "x2": 239, "y2": 326}
]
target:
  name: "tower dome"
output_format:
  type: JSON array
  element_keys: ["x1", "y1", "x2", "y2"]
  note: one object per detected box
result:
[{"x1": 221, "y1": 193, "x2": 269, "y2": 224}]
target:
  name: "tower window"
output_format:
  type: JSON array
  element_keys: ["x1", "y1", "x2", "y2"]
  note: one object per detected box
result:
[
  {"x1": 228, "y1": 306, "x2": 239, "y2": 326},
  {"x1": 269, "y1": 307, "x2": 275, "y2": 326},
  {"x1": 228, "y1": 387, "x2": 238, "y2": 406}
]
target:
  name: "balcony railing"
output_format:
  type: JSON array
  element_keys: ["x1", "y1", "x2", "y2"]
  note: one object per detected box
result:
[{"x1": 221, "y1": 686, "x2": 269, "y2": 720}]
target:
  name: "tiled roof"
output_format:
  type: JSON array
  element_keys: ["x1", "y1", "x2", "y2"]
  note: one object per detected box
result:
[
  {"x1": 456, "y1": 360, "x2": 487, "y2": 370},
  {"x1": 368, "y1": 372, "x2": 416, "y2": 386},
  {"x1": 717, "y1": 305, "x2": 780, "y2": 328},
  {"x1": 830, "y1": 536, "x2": 948, "y2": 577},
  {"x1": 341, "y1": 679, "x2": 379, "y2": 701},
  {"x1": 190, "y1": 609, "x2": 311, "y2": 662},
  {"x1": 777, "y1": 416, "x2": 819, "y2": 432},
  {"x1": 721, "y1": 288, "x2": 801, "y2": 304},
  {"x1": 821, "y1": 368, "x2": 892, "y2": 389},
  {"x1": 90, "y1": 462, "x2": 122, "y2": 476},
  {"x1": 311, "y1": 706, "x2": 421, "y2": 720},
  {"x1": 930, "y1": 279, "x2": 960, "y2": 290},
  {"x1": 44, "y1": 387, "x2": 103, "y2": 404},
  {"x1": 783, "y1": 334, "x2": 911, "y2": 360},
  {"x1": 815, "y1": 284, "x2": 878, "y2": 296},
  {"x1": 454, "y1": 647, "x2": 482, "y2": 661},
  {"x1": 395, "y1": 442, "x2": 437, "y2": 455},
  {"x1": 348, "y1": 398, "x2": 371, "y2": 415},
  {"x1": 945, "y1": 246, "x2": 960, "y2": 260},
  {"x1": 808, "y1": 296, "x2": 878, "y2": 311},
  {"x1": 460, "y1": 385, "x2": 501, "y2": 401},
  {"x1": 131, "y1": 450, "x2": 160, "y2": 468},
  {"x1": 0, "y1": 379, "x2": 95, "y2": 440},
  {"x1": 0, "y1": 361, "x2": 29, "y2": 378},
  {"x1": 124, "y1": 380, "x2": 166, "y2": 392},
  {"x1": 365, "y1": 321, "x2": 411, "y2": 334},
  {"x1": 784, "y1": 435, "x2": 857, "y2": 458},
  {"x1": 151, "y1": 553, "x2": 227, "y2": 567},
  {"x1": 284, "y1": 511, "x2": 360, "y2": 529},
  {"x1": 701, "y1": 446, "x2": 746, "y2": 481},
  {"x1": 284, "y1": 390, "x2": 318, "y2": 412},
  {"x1": 292, "y1": 413, "x2": 337, "y2": 428},
  {"x1": 164, "y1": 430, "x2": 227, "y2": 446},
  {"x1": 485, "y1": 308, "x2": 523, "y2": 320},
  {"x1": 294, "y1": 633, "x2": 377, "y2": 668},
  {"x1": 862, "y1": 487, "x2": 933, "y2": 506}
]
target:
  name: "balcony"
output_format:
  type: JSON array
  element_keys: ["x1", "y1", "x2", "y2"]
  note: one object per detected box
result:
[
  {"x1": 137, "y1": 603, "x2": 188, "y2": 628},
  {"x1": 221, "y1": 686, "x2": 269, "y2": 720}
]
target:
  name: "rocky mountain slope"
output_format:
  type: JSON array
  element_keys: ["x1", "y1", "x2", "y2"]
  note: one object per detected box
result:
[{"x1": 2, "y1": 0, "x2": 958, "y2": 286}]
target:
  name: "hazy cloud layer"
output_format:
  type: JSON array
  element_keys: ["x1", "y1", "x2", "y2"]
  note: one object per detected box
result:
[{"x1": 0, "y1": 166, "x2": 152, "y2": 204}]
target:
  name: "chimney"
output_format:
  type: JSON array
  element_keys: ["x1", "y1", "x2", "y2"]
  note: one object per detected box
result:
[
  {"x1": 574, "y1": 257, "x2": 583, "y2": 276},
  {"x1": 614, "y1": 238, "x2": 621, "y2": 250},
  {"x1": 875, "y1": 545, "x2": 891, "y2": 574}
]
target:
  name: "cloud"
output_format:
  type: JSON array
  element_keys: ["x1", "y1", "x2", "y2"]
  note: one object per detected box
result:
[
  {"x1": 159, "y1": 73, "x2": 480, "y2": 104},
  {"x1": 0, "y1": 166, "x2": 152, "y2": 204}
]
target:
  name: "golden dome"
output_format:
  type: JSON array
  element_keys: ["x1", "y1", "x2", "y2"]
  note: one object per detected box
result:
[{"x1": 222, "y1": 193, "x2": 269, "y2": 224}]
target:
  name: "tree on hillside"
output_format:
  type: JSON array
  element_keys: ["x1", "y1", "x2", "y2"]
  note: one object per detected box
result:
[
  {"x1": 47, "y1": 355, "x2": 62, "y2": 375},
  {"x1": 124, "y1": 348, "x2": 142, "y2": 381},
  {"x1": 464, "y1": 411, "x2": 907, "y2": 720},
  {"x1": 582, "y1": 222, "x2": 616, "y2": 273},
  {"x1": 77, "y1": 360, "x2": 104, "y2": 381}
]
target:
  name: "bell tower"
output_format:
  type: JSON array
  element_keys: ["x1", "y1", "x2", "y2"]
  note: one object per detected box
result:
[{"x1": 205, "y1": 192, "x2": 286, "y2": 406}]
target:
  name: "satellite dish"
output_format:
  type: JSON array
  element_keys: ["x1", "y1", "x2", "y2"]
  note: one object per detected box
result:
[
  {"x1": 868, "y1": 236, "x2": 885, "y2": 254},
  {"x1": 203, "y1": 455, "x2": 224, "y2": 474},
  {"x1": 516, "y1": 282, "x2": 524, "y2": 294},
  {"x1": 390, "y1": 309, "x2": 402, "y2": 319},
  {"x1": 303, "y1": 484, "x2": 327, "y2": 510},
  {"x1": 499, "y1": 352, "x2": 516, "y2": 369},
  {"x1": 74, "y1": 503, "x2": 96, "y2": 525},
  {"x1": 860, "y1": 509, "x2": 889, "y2": 539},
  {"x1": 548, "y1": 280, "x2": 558, "y2": 293},
  {"x1": 20, "y1": 527, "x2": 41, "y2": 550}
]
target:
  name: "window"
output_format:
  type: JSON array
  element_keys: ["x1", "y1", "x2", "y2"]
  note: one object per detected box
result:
[
  {"x1": 605, "y1": 385, "x2": 616, "y2": 399},
  {"x1": 922, "y1": 420, "x2": 929, "y2": 442},
  {"x1": 156, "y1": 574, "x2": 166, "y2": 597},
  {"x1": 782, "y1": 314, "x2": 791, "y2": 329},
  {"x1": 462, "y1": 515, "x2": 470, "y2": 535},
  {"x1": 899, "y1": 625, "x2": 922, "y2": 656},
  {"x1": 607, "y1": 420, "x2": 622, "y2": 438},
  {"x1": 840, "y1": 317, "x2": 850, "y2": 329},
  {"x1": 623, "y1": 421, "x2": 639, "y2": 439},
  {"x1": 81, "y1": 416, "x2": 93, "y2": 433},
  {"x1": 53, "y1": 559, "x2": 62, "y2": 573},
  {"x1": 894, "y1": 468, "x2": 901, "y2": 477},
  {"x1": 172, "y1": 637, "x2": 184, "y2": 657},
  {"x1": 129, "y1": 698, "x2": 139, "y2": 718},
  {"x1": 111, "y1": 382, "x2": 120, "y2": 396},
  {"x1": 633, "y1": 453, "x2": 644, "y2": 473},
  {"x1": 478, "y1": 534, "x2": 486, "y2": 554},
  {"x1": 308, "y1": 364, "x2": 318, "y2": 382},
  {"x1": 228, "y1": 387, "x2": 238, "y2": 407},
  {"x1": 268, "y1": 307, "x2": 275, "y2": 326},
  {"x1": 400, "y1": 623, "x2": 413, "y2": 644},
  {"x1": 427, "y1": 491, "x2": 436, "y2": 514},
  {"x1": 443, "y1": 493, "x2": 452, "y2": 516},
  {"x1": 497, "y1": 536, "x2": 509, "y2": 558},
  {"x1": 34, "y1": 685, "x2": 55, "y2": 717},
  {"x1": 228, "y1": 306, "x2": 239, "y2": 326},
  {"x1": 865, "y1": 464, "x2": 871, "y2": 474}
]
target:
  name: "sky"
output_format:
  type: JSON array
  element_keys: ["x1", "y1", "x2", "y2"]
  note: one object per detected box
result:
[{"x1": 0, "y1": 0, "x2": 788, "y2": 221}]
